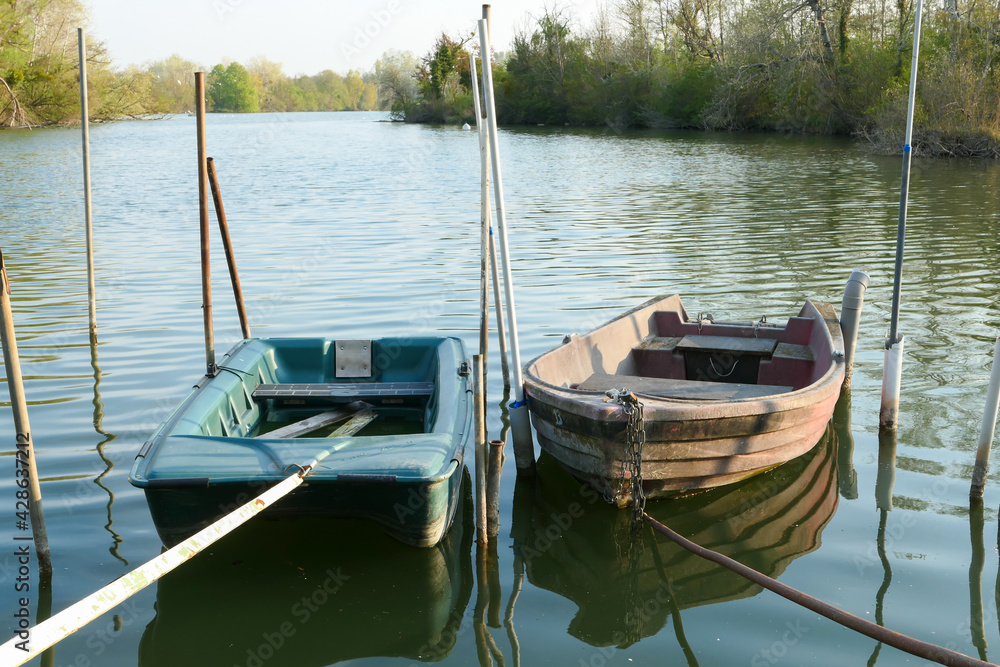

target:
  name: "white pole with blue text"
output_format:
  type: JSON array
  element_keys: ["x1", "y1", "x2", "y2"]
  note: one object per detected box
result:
[
  {"x1": 880, "y1": 0, "x2": 924, "y2": 430},
  {"x1": 478, "y1": 17, "x2": 535, "y2": 472}
]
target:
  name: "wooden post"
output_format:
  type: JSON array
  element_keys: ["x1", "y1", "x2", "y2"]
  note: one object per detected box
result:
[
  {"x1": 970, "y1": 337, "x2": 1000, "y2": 499},
  {"x1": 469, "y1": 52, "x2": 491, "y2": 369},
  {"x1": 207, "y1": 158, "x2": 251, "y2": 339},
  {"x1": 486, "y1": 439, "x2": 503, "y2": 538},
  {"x1": 78, "y1": 28, "x2": 96, "y2": 335},
  {"x1": 195, "y1": 72, "x2": 216, "y2": 376},
  {"x1": 0, "y1": 250, "x2": 52, "y2": 573},
  {"x1": 474, "y1": 355, "x2": 488, "y2": 544}
]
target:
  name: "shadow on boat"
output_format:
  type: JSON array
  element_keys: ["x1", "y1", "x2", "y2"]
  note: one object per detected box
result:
[
  {"x1": 511, "y1": 425, "x2": 839, "y2": 649},
  {"x1": 138, "y1": 468, "x2": 474, "y2": 666}
]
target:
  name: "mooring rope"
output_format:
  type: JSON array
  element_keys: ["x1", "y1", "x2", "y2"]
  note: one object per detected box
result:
[{"x1": 643, "y1": 513, "x2": 995, "y2": 667}]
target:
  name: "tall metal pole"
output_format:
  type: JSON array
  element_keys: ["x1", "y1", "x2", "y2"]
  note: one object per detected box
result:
[
  {"x1": 78, "y1": 28, "x2": 96, "y2": 336},
  {"x1": 0, "y1": 250, "x2": 52, "y2": 573},
  {"x1": 195, "y1": 72, "x2": 216, "y2": 377},
  {"x1": 207, "y1": 157, "x2": 251, "y2": 340},
  {"x1": 478, "y1": 16, "x2": 535, "y2": 473},
  {"x1": 880, "y1": 0, "x2": 923, "y2": 429}
]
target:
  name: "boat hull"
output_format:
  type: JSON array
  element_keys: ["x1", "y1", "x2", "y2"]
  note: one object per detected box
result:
[
  {"x1": 523, "y1": 296, "x2": 845, "y2": 499},
  {"x1": 130, "y1": 336, "x2": 471, "y2": 547}
]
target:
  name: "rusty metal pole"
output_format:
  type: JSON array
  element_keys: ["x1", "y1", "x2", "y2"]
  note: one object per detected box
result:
[
  {"x1": 0, "y1": 250, "x2": 52, "y2": 573},
  {"x1": 206, "y1": 157, "x2": 251, "y2": 340},
  {"x1": 195, "y1": 72, "x2": 216, "y2": 376}
]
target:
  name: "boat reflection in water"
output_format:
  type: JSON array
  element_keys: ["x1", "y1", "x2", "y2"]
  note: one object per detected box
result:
[
  {"x1": 139, "y1": 471, "x2": 473, "y2": 666},
  {"x1": 511, "y1": 426, "x2": 838, "y2": 648}
]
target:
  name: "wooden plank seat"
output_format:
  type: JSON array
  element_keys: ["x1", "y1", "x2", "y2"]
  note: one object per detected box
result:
[
  {"x1": 253, "y1": 382, "x2": 435, "y2": 402},
  {"x1": 576, "y1": 373, "x2": 793, "y2": 401},
  {"x1": 675, "y1": 335, "x2": 778, "y2": 356}
]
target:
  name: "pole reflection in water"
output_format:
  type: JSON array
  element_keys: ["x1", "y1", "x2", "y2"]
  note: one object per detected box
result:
[
  {"x1": 89, "y1": 332, "x2": 126, "y2": 565},
  {"x1": 969, "y1": 499, "x2": 988, "y2": 661},
  {"x1": 510, "y1": 427, "x2": 838, "y2": 651},
  {"x1": 868, "y1": 430, "x2": 897, "y2": 666},
  {"x1": 138, "y1": 470, "x2": 474, "y2": 666},
  {"x1": 834, "y1": 392, "x2": 858, "y2": 500}
]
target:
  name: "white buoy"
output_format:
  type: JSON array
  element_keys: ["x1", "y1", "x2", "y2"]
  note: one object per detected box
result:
[{"x1": 462, "y1": 122, "x2": 471, "y2": 130}]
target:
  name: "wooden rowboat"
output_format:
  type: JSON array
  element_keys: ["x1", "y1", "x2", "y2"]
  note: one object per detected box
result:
[
  {"x1": 523, "y1": 295, "x2": 845, "y2": 500},
  {"x1": 129, "y1": 336, "x2": 472, "y2": 547}
]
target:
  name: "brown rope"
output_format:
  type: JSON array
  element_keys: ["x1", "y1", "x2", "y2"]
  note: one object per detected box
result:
[{"x1": 643, "y1": 513, "x2": 996, "y2": 667}]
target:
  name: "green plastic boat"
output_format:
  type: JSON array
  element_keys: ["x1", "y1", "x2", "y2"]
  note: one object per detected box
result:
[{"x1": 129, "y1": 336, "x2": 472, "y2": 548}]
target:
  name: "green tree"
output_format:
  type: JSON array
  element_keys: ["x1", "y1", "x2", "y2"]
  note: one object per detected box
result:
[
  {"x1": 207, "y1": 62, "x2": 260, "y2": 112},
  {"x1": 147, "y1": 54, "x2": 199, "y2": 113}
]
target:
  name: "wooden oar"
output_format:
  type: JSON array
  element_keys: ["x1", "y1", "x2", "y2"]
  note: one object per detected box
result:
[{"x1": 0, "y1": 446, "x2": 339, "y2": 666}]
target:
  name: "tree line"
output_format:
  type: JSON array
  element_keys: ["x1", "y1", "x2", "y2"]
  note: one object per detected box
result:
[
  {"x1": 0, "y1": 0, "x2": 381, "y2": 126},
  {"x1": 386, "y1": 0, "x2": 1000, "y2": 156}
]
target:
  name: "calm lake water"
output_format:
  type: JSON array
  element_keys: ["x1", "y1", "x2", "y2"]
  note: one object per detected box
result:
[{"x1": 2, "y1": 112, "x2": 1000, "y2": 666}]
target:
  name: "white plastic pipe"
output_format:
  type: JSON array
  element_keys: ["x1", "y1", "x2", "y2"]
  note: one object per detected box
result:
[
  {"x1": 840, "y1": 269, "x2": 870, "y2": 390},
  {"x1": 880, "y1": 336, "x2": 905, "y2": 429},
  {"x1": 477, "y1": 18, "x2": 534, "y2": 472},
  {"x1": 970, "y1": 338, "x2": 1000, "y2": 499}
]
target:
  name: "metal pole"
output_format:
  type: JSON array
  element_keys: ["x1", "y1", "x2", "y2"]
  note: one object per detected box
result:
[
  {"x1": 206, "y1": 158, "x2": 251, "y2": 339},
  {"x1": 0, "y1": 250, "x2": 52, "y2": 573},
  {"x1": 478, "y1": 17, "x2": 535, "y2": 473},
  {"x1": 881, "y1": 0, "x2": 923, "y2": 429},
  {"x1": 474, "y1": 355, "x2": 488, "y2": 544},
  {"x1": 195, "y1": 72, "x2": 216, "y2": 376},
  {"x1": 970, "y1": 337, "x2": 1000, "y2": 499},
  {"x1": 78, "y1": 28, "x2": 96, "y2": 336}
]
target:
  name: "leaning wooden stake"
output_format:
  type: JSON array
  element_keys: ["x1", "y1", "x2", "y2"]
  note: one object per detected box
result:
[
  {"x1": 0, "y1": 250, "x2": 52, "y2": 573},
  {"x1": 195, "y1": 72, "x2": 216, "y2": 376},
  {"x1": 474, "y1": 355, "x2": 488, "y2": 544},
  {"x1": 970, "y1": 337, "x2": 1000, "y2": 499},
  {"x1": 207, "y1": 157, "x2": 251, "y2": 339},
  {"x1": 77, "y1": 28, "x2": 96, "y2": 335},
  {"x1": 0, "y1": 446, "x2": 337, "y2": 666}
]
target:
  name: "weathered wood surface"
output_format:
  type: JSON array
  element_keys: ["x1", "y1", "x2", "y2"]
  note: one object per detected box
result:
[
  {"x1": 576, "y1": 373, "x2": 793, "y2": 401},
  {"x1": 675, "y1": 334, "x2": 778, "y2": 356},
  {"x1": 258, "y1": 401, "x2": 367, "y2": 439}
]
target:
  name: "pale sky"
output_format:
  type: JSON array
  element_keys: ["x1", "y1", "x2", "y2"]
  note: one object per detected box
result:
[{"x1": 83, "y1": 0, "x2": 601, "y2": 76}]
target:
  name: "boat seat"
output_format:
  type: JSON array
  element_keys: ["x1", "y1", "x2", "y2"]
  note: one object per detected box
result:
[
  {"x1": 253, "y1": 382, "x2": 434, "y2": 403},
  {"x1": 576, "y1": 373, "x2": 793, "y2": 401},
  {"x1": 675, "y1": 335, "x2": 778, "y2": 356}
]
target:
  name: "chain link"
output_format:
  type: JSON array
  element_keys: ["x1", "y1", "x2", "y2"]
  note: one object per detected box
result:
[{"x1": 609, "y1": 388, "x2": 647, "y2": 525}]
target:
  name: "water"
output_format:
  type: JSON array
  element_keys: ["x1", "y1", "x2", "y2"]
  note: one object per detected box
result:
[{"x1": 2, "y1": 112, "x2": 1000, "y2": 665}]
